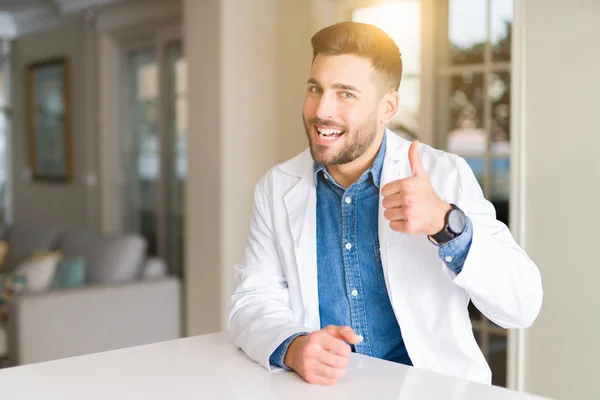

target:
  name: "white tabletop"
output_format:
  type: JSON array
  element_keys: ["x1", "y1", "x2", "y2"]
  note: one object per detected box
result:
[{"x1": 0, "y1": 332, "x2": 549, "y2": 399}]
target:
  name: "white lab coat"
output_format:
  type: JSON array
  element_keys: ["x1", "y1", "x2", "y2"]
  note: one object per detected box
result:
[{"x1": 228, "y1": 130, "x2": 543, "y2": 384}]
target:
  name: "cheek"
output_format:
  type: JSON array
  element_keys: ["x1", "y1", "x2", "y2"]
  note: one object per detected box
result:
[
  {"x1": 343, "y1": 107, "x2": 368, "y2": 129},
  {"x1": 303, "y1": 96, "x2": 317, "y2": 117}
]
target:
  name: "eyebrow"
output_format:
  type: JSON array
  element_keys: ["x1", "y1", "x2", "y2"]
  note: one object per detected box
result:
[{"x1": 307, "y1": 78, "x2": 362, "y2": 94}]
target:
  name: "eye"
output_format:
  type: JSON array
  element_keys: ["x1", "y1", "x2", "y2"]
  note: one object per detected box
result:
[
  {"x1": 341, "y1": 92, "x2": 355, "y2": 99},
  {"x1": 308, "y1": 86, "x2": 322, "y2": 94}
]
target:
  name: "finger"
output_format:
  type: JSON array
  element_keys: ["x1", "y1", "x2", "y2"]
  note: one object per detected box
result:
[
  {"x1": 322, "y1": 325, "x2": 362, "y2": 346},
  {"x1": 318, "y1": 350, "x2": 350, "y2": 369},
  {"x1": 390, "y1": 219, "x2": 417, "y2": 233},
  {"x1": 318, "y1": 332, "x2": 352, "y2": 357},
  {"x1": 336, "y1": 326, "x2": 362, "y2": 345},
  {"x1": 381, "y1": 179, "x2": 407, "y2": 197},
  {"x1": 315, "y1": 363, "x2": 346, "y2": 380},
  {"x1": 304, "y1": 373, "x2": 337, "y2": 386},
  {"x1": 408, "y1": 140, "x2": 426, "y2": 178},
  {"x1": 382, "y1": 192, "x2": 412, "y2": 209},
  {"x1": 383, "y1": 207, "x2": 408, "y2": 222}
]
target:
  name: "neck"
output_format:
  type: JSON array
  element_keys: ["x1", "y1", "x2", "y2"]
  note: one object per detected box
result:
[{"x1": 326, "y1": 130, "x2": 385, "y2": 189}]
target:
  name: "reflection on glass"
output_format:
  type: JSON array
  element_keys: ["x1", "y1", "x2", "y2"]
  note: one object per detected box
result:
[
  {"x1": 126, "y1": 49, "x2": 159, "y2": 256},
  {"x1": 352, "y1": 1, "x2": 421, "y2": 137},
  {"x1": 448, "y1": 0, "x2": 486, "y2": 64},
  {"x1": 0, "y1": 70, "x2": 5, "y2": 222},
  {"x1": 490, "y1": 72, "x2": 511, "y2": 154},
  {"x1": 464, "y1": 157, "x2": 485, "y2": 191},
  {"x1": 166, "y1": 41, "x2": 186, "y2": 279},
  {"x1": 489, "y1": 334, "x2": 508, "y2": 387},
  {"x1": 446, "y1": 73, "x2": 485, "y2": 155},
  {"x1": 473, "y1": 330, "x2": 481, "y2": 347},
  {"x1": 352, "y1": 1, "x2": 421, "y2": 74},
  {"x1": 491, "y1": 0, "x2": 513, "y2": 61},
  {"x1": 391, "y1": 77, "x2": 420, "y2": 139},
  {"x1": 491, "y1": 157, "x2": 510, "y2": 225}
]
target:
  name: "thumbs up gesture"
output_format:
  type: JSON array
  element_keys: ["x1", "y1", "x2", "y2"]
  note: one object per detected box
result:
[{"x1": 381, "y1": 141, "x2": 451, "y2": 235}]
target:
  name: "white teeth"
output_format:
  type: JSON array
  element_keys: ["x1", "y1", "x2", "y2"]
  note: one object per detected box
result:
[
  {"x1": 317, "y1": 127, "x2": 343, "y2": 136},
  {"x1": 319, "y1": 133, "x2": 338, "y2": 141}
]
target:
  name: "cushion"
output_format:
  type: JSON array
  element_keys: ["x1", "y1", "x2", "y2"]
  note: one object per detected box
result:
[
  {"x1": 30, "y1": 250, "x2": 62, "y2": 261},
  {"x1": 0, "y1": 321, "x2": 6, "y2": 356},
  {"x1": 13, "y1": 253, "x2": 61, "y2": 293},
  {"x1": 2, "y1": 223, "x2": 64, "y2": 273},
  {"x1": 50, "y1": 257, "x2": 86, "y2": 290},
  {"x1": 0, "y1": 274, "x2": 27, "y2": 320},
  {"x1": 141, "y1": 257, "x2": 167, "y2": 280},
  {"x1": 0, "y1": 241, "x2": 8, "y2": 272},
  {"x1": 57, "y1": 229, "x2": 146, "y2": 284}
]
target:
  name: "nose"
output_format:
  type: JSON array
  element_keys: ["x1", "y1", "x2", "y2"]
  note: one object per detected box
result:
[{"x1": 315, "y1": 93, "x2": 336, "y2": 121}]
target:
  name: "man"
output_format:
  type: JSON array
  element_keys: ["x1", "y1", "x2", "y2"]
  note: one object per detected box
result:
[{"x1": 228, "y1": 22, "x2": 543, "y2": 386}]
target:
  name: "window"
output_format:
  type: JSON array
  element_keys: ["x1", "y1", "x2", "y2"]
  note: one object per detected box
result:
[
  {"x1": 0, "y1": 47, "x2": 8, "y2": 224},
  {"x1": 122, "y1": 33, "x2": 186, "y2": 279},
  {"x1": 351, "y1": 1, "x2": 422, "y2": 140},
  {"x1": 437, "y1": 0, "x2": 514, "y2": 387},
  {"x1": 338, "y1": 0, "x2": 515, "y2": 387}
]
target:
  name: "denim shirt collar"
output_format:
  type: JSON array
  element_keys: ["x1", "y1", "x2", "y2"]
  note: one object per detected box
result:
[{"x1": 313, "y1": 133, "x2": 387, "y2": 189}]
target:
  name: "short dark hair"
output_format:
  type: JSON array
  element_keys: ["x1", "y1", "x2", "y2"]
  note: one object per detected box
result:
[{"x1": 311, "y1": 21, "x2": 403, "y2": 92}]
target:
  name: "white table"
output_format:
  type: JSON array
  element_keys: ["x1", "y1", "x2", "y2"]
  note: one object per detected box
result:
[{"x1": 0, "y1": 332, "x2": 549, "y2": 399}]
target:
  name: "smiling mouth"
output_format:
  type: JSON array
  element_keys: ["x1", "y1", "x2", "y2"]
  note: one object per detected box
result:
[{"x1": 315, "y1": 125, "x2": 345, "y2": 141}]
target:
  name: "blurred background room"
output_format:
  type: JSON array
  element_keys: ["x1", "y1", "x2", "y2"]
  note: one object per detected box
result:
[{"x1": 0, "y1": 1, "x2": 597, "y2": 399}]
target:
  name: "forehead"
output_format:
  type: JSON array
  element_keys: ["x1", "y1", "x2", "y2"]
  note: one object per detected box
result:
[{"x1": 309, "y1": 53, "x2": 377, "y2": 90}]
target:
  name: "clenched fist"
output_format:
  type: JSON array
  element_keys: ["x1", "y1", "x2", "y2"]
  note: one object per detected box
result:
[
  {"x1": 381, "y1": 140, "x2": 450, "y2": 235},
  {"x1": 284, "y1": 325, "x2": 362, "y2": 385}
]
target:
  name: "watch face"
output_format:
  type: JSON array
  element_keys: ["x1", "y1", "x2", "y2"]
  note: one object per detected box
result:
[{"x1": 448, "y1": 208, "x2": 467, "y2": 234}]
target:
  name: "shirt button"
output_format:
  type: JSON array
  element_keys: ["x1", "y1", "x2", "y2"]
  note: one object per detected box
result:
[
  {"x1": 345, "y1": 242, "x2": 352, "y2": 250},
  {"x1": 357, "y1": 334, "x2": 364, "y2": 342},
  {"x1": 445, "y1": 256, "x2": 453, "y2": 262},
  {"x1": 345, "y1": 196, "x2": 352, "y2": 204},
  {"x1": 351, "y1": 289, "x2": 358, "y2": 297}
]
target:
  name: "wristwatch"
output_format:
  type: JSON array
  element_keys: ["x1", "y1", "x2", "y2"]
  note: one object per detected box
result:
[{"x1": 428, "y1": 204, "x2": 467, "y2": 246}]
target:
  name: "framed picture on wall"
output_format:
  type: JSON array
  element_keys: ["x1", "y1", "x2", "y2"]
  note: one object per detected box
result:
[{"x1": 26, "y1": 57, "x2": 73, "y2": 182}]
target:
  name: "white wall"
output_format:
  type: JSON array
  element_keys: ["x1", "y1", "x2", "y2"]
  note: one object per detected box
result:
[
  {"x1": 275, "y1": 0, "x2": 312, "y2": 162},
  {"x1": 220, "y1": 0, "x2": 278, "y2": 328},
  {"x1": 184, "y1": 0, "x2": 222, "y2": 335},
  {"x1": 10, "y1": 16, "x2": 98, "y2": 229},
  {"x1": 184, "y1": 0, "x2": 279, "y2": 335},
  {"x1": 521, "y1": 1, "x2": 600, "y2": 399}
]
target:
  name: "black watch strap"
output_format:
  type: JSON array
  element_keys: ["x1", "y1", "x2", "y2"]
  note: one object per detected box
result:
[{"x1": 428, "y1": 204, "x2": 466, "y2": 246}]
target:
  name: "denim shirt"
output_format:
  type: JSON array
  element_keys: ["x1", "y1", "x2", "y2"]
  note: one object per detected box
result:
[{"x1": 270, "y1": 135, "x2": 473, "y2": 369}]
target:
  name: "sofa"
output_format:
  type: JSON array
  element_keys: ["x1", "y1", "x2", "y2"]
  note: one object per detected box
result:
[{"x1": 0, "y1": 222, "x2": 182, "y2": 367}]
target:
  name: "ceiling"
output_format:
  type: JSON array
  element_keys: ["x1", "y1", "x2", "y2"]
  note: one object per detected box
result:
[
  {"x1": 0, "y1": 0, "x2": 54, "y2": 14},
  {"x1": 0, "y1": 0, "x2": 130, "y2": 38}
]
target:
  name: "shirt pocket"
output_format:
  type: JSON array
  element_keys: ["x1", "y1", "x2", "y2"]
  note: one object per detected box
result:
[{"x1": 373, "y1": 240, "x2": 388, "y2": 293}]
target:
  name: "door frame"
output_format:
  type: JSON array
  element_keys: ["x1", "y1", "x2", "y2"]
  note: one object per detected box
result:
[{"x1": 97, "y1": 19, "x2": 181, "y2": 254}]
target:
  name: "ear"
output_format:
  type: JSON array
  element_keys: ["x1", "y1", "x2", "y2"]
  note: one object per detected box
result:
[{"x1": 380, "y1": 91, "x2": 399, "y2": 124}]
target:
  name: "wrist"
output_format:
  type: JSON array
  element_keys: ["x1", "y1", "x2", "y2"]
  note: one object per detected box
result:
[
  {"x1": 284, "y1": 335, "x2": 307, "y2": 371},
  {"x1": 431, "y1": 202, "x2": 452, "y2": 235},
  {"x1": 428, "y1": 203, "x2": 467, "y2": 246}
]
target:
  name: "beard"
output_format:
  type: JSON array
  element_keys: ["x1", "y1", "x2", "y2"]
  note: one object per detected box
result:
[{"x1": 303, "y1": 113, "x2": 379, "y2": 166}]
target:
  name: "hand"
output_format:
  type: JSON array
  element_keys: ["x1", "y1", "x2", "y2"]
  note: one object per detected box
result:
[
  {"x1": 381, "y1": 140, "x2": 451, "y2": 235},
  {"x1": 284, "y1": 325, "x2": 362, "y2": 385}
]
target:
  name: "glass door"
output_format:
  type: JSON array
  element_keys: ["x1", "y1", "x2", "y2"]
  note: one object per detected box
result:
[
  {"x1": 125, "y1": 47, "x2": 159, "y2": 257},
  {"x1": 123, "y1": 33, "x2": 186, "y2": 279},
  {"x1": 164, "y1": 41, "x2": 186, "y2": 279},
  {"x1": 0, "y1": 41, "x2": 9, "y2": 223},
  {"x1": 436, "y1": 0, "x2": 514, "y2": 387}
]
